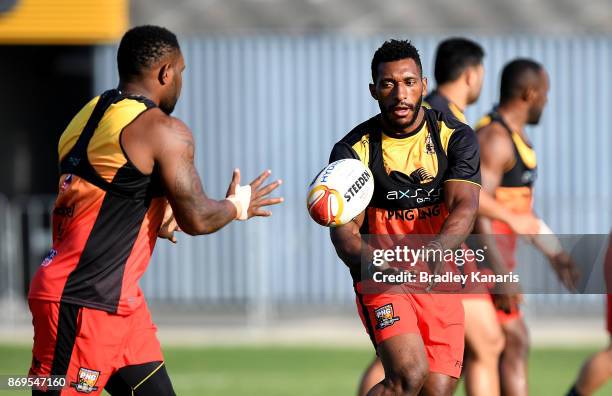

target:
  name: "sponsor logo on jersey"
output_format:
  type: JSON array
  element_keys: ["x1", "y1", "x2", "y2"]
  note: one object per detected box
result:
[
  {"x1": 386, "y1": 204, "x2": 442, "y2": 221},
  {"x1": 386, "y1": 187, "x2": 443, "y2": 203},
  {"x1": 40, "y1": 249, "x2": 58, "y2": 267}
]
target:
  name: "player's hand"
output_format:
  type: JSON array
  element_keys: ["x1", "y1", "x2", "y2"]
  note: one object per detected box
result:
[
  {"x1": 549, "y1": 251, "x2": 580, "y2": 292},
  {"x1": 491, "y1": 291, "x2": 522, "y2": 314},
  {"x1": 226, "y1": 169, "x2": 284, "y2": 219},
  {"x1": 491, "y1": 282, "x2": 522, "y2": 314},
  {"x1": 507, "y1": 213, "x2": 540, "y2": 236},
  {"x1": 158, "y1": 203, "x2": 181, "y2": 243}
]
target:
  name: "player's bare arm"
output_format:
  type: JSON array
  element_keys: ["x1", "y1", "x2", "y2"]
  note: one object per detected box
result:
[
  {"x1": 423, "y1": 180, "x2": 480, "y2": 291},
  {"x1": 477, "y1": 123, "x2": 539, "y2": 235},
  {"x1": 330, "y1": 211, "x2": 366, "y2": 271},
  {"x1": 438, "y1": 180, "x2": 480, "y2": 248},
  {"x1": 473, "y1": 123, "x2": 526, "y2": 307},
  {"x1": 477, "y1": 122, "x2": 578, "y2": 290},
  {"x1": 127, "y1": 109, "x2": 283, "y2": 235}
]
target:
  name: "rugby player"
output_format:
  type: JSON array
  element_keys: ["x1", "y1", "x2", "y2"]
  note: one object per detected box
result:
[
  {"x1": 426, "y1": 38, "x2": 509, "y2": 396},
  {"x1": 425, "y1": 37, "x2": 484, "y2": 124},
  {"x1": 356, "y1": 37, "x2": 497, "y2": 396},
  {"x1": 27, "y1": 25, "x2": 282, "y2": 395},
  {"x1": 475, "y1": 58, "x2": 579, "y2": 396},
  {"x1": 330, "y1": 39, "x2": 481, "y2": 396}
]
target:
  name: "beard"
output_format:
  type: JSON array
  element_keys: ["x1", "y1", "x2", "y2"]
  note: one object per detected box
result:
[
  {"x1": 380, "y1": 95, "x2": 423, "y2": 132},
  {"x1": 527, "y1": 106, "x2": 543, "y2": 125},
  {"x1": 159, "y1": 80, "x2": 180, "y2": 115},
  {"x1": 159, "y1": 95, "x2": 178, "y2": 115},
  {"x1": 467, "y1": 87, "x2": 482, "y2": 105}
]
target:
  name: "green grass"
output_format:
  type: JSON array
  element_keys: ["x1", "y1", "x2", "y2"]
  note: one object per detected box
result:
[{"x1": 1, "y1": 344, "x2": 611, "y2": 395}]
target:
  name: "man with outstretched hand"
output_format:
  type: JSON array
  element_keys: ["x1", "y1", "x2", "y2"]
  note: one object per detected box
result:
[{"x1": 28, "y1": 25, "x2": 282, "y2": 395}]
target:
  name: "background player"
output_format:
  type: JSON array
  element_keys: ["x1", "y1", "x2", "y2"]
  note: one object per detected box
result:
[
  {"x1": 27, "y1": 25, "x2": 282, "y2": 395},
  {"x1": 426, "y1": 37, "x2": 508, "y2": 396},
  {"x1": 330, "y1": 39, "x2": 481, "y2": 396},
  {"x1": 475, "y1": 58, "x2": 579, "y2": 396},
  {"x1": 425, "y1": 37, "x2": 484, "y2": 123}
]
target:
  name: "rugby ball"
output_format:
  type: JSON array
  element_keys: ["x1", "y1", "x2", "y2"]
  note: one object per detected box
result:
[{"x1": 306, "y1": 159, "x2": 374, "y2": 227}]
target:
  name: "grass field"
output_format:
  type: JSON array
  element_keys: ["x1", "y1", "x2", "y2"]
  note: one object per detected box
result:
[{"x1": 1, "y1": 344, "x2": 611, "y2": 395}]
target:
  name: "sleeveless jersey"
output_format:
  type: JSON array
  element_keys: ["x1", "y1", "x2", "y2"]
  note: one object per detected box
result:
[
  {"x1": 28, "y1": 89, "x2": 166, "y2": 314},
  {"x1": 476, "y1": 109, "x2": 537, "y2": 218}
]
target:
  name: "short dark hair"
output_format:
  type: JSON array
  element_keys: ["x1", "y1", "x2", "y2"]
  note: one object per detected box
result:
[
  {"x1": 371, "y1": 39, "x2": 422, "y2": 82},
  {"x1": 117, "y1": 25, "x2": 180, "y2": 81},
  {"x1": 434, "y1": 38, "x2": 484, "y2": 85},
  {"x1": 500, "y1": 58, "x2": 543, "y2": 103}
]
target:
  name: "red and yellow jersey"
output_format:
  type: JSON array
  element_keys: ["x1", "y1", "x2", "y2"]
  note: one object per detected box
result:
[
  {"x1": 28, "y1": 89, "x2": 166, "y2": 314},
  {"x1": 476, "y1": 109, "x2": 538, "y2": 235},
  {"x1": 330, "y1": 108, "x2": 481, "y2": 237}
]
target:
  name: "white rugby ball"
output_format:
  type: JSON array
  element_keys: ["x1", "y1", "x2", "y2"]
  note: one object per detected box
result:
[{"x1": 306, "y1": 159, "x2": 374, "y2": 227}]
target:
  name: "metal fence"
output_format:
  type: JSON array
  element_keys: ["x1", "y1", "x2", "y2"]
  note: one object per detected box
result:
[{"x1": 2, "y1": 36, "x2": 610, "y2": 315}]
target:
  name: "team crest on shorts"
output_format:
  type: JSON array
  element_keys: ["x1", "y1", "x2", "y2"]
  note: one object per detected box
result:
[
  {"x1": 70, "y1": 367, "x2": 100, "y2": 393},
  {"x1": 374, "y1": 304, "x2": 400, "y2": 329}
]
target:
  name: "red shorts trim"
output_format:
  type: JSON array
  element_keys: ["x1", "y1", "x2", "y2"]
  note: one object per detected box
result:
[
  {"x1": 354, "y1": 284, "x2": 465, "y2": 378},
  {"x1": 28, "y1": 299, "x2": 163, "y2": 395}
]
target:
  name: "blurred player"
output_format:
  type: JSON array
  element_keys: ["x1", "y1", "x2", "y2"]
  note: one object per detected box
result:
[
  {"x1": 427, "y1": 38, "x2": 506, "y2": 396},
  {"x1": 425, "y1": 37, "x2": 484, "y2": 123},
  {"x1": 357, "y1": 37, "x2": 495, "y2": 396},
  {"x1": 566, "y1": 234, "x2": 612, "y2": 396},
  {"x1": 475, "y1": 58, "x2": 579, "y2": 396},
  {"x1": 27, "y1": 25, "x2": 282, "y2": 395},
  {"x1": 330, "y1": 39, "x2": 481, "y2": 396}
]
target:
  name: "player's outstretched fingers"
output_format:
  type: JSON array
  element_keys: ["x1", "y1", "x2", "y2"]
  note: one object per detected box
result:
[
  {"x1": 251, "y1": 208, "x2": 272, "y2": 217},
  {"x1": 255, "y1": 180, "x2": 282, "y2": 198},
  {"x1": 250, "y1": 197, "x2": 284, "y2": 217},
  {"x1": 249, "y1": 169, "x2": 272, "y2": 190},
  {"x1": 256, "y1": 197, "x2": 284, "y2": 207}
]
